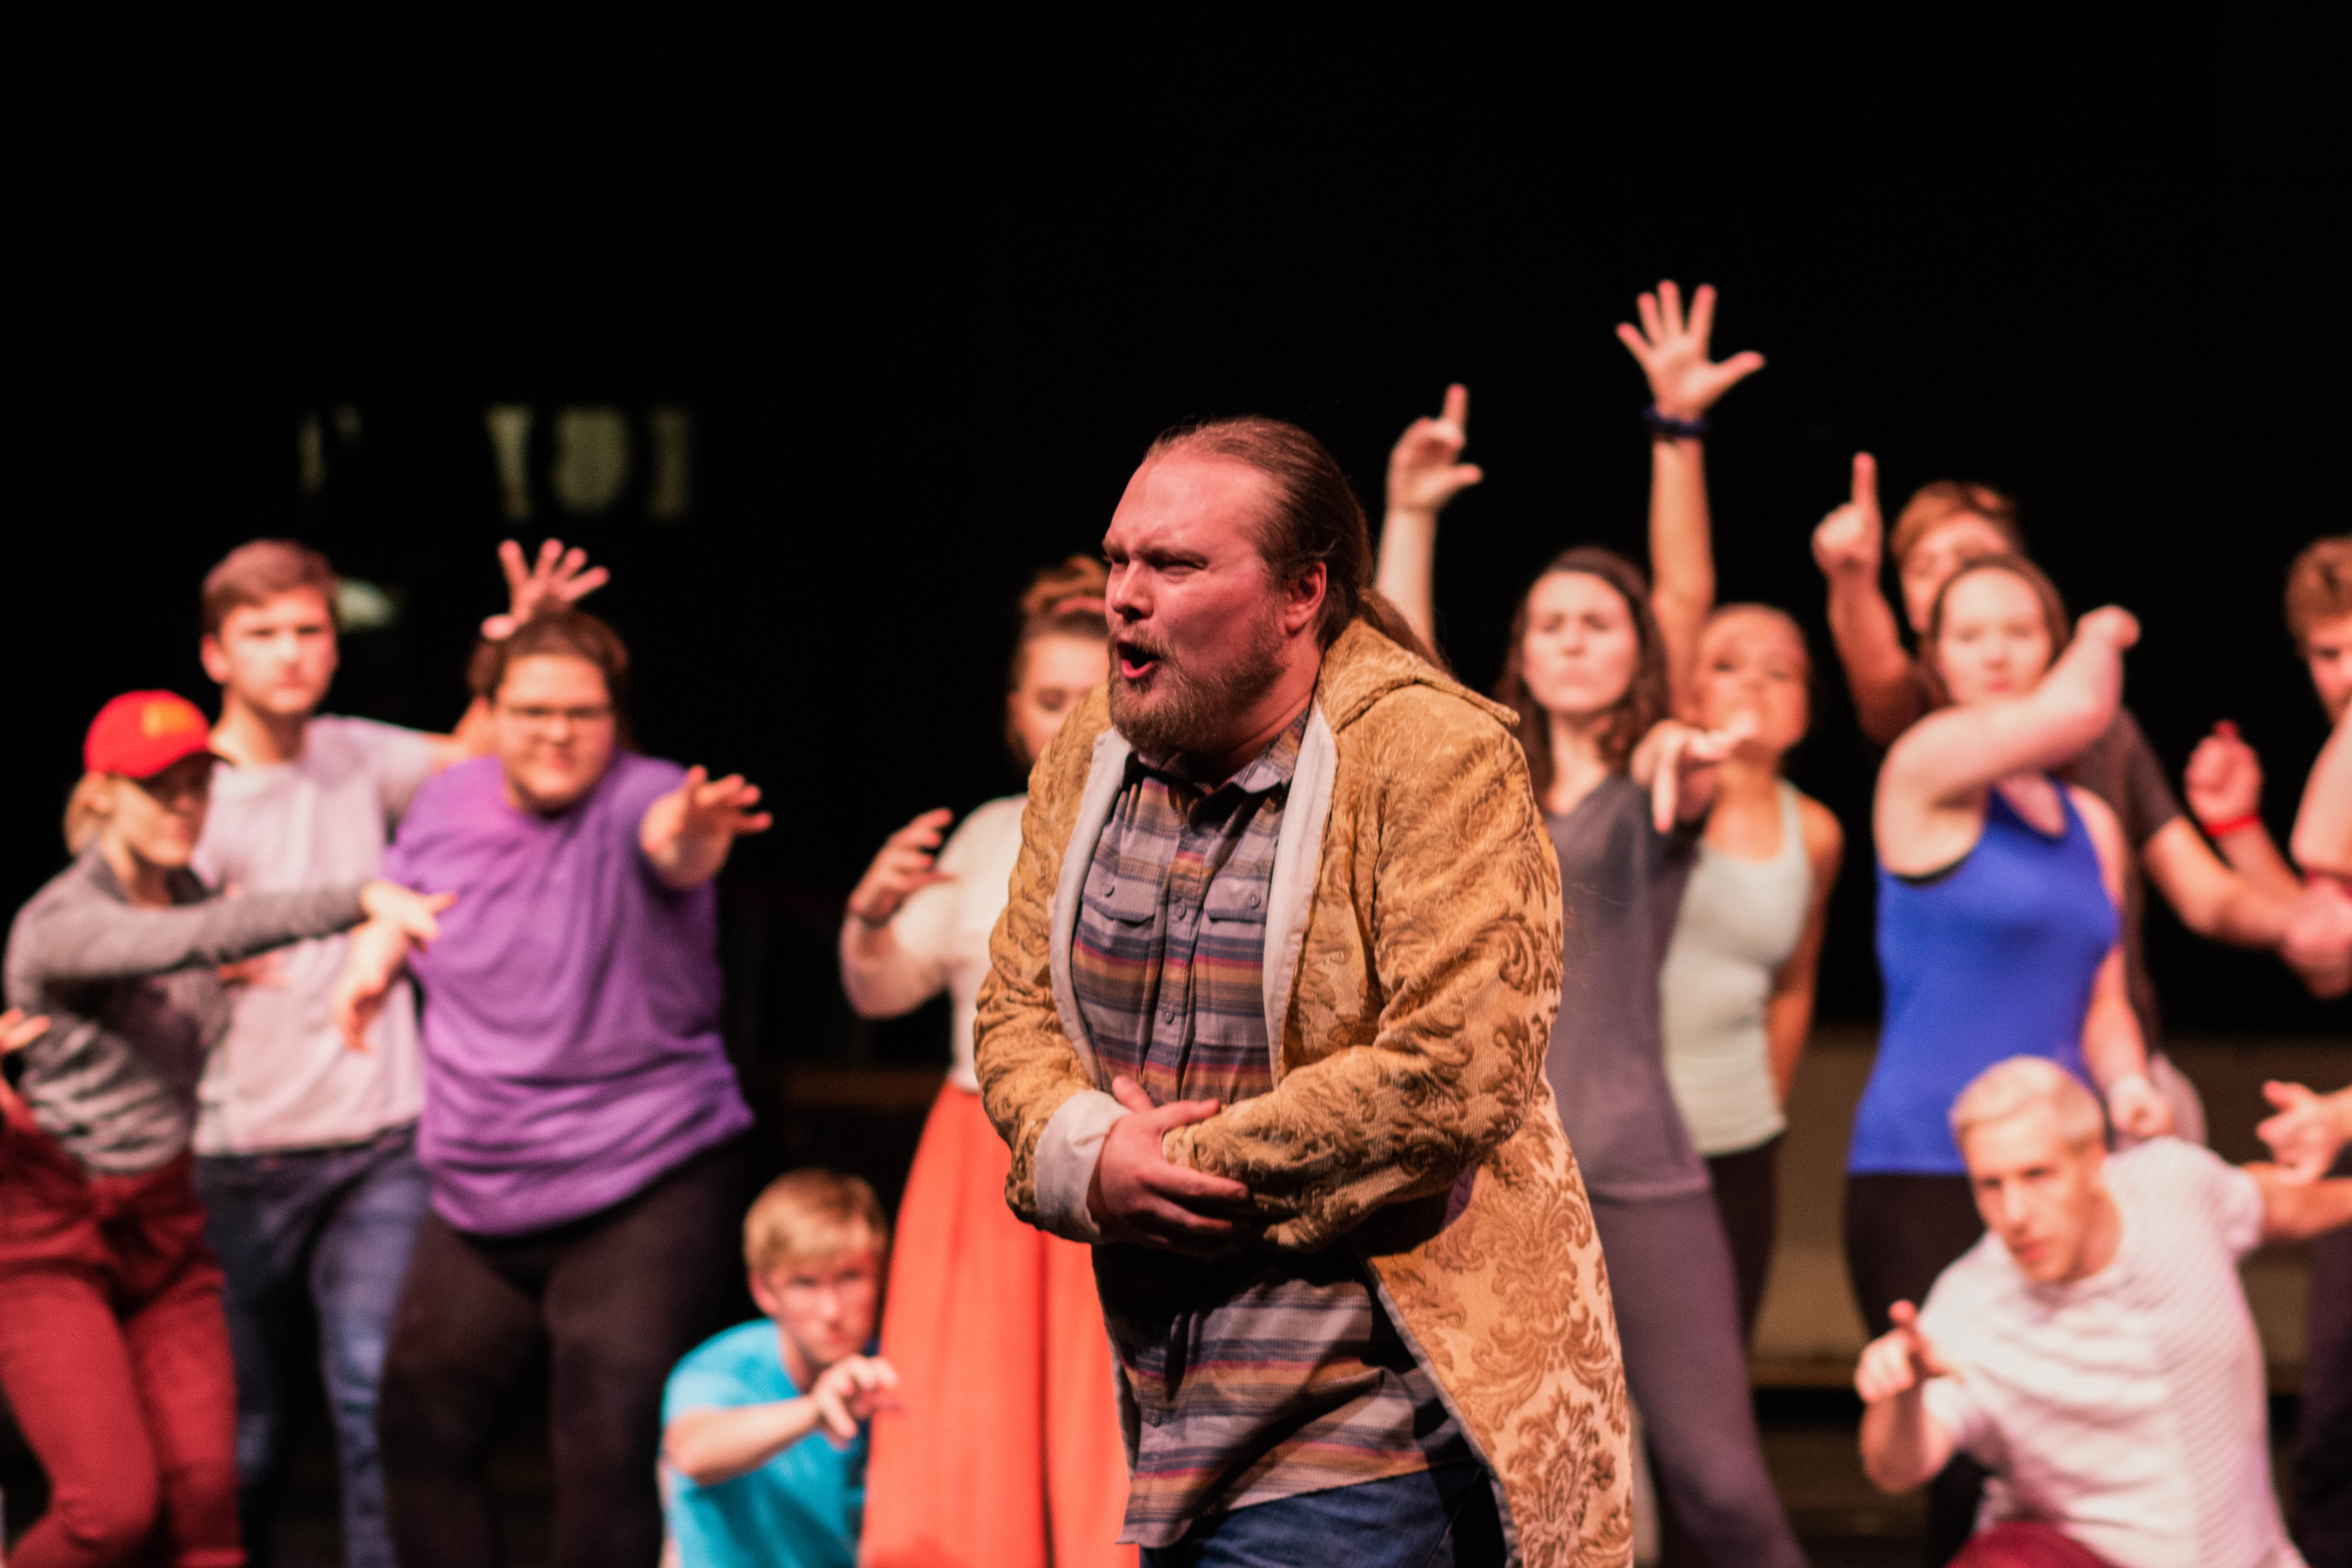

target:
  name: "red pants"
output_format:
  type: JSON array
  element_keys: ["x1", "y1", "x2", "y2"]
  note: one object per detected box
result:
[
  {"x1": 1952, "y1": 1522, "x2": 2111, "y2": 1567},
  {"x1": 0, "y1": 1107, "x2": 240, "y2": 1568}
]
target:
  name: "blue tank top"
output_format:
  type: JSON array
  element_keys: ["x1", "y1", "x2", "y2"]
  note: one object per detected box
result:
[{"x1": 1848, "y1": 781, "x2": 2118, "y2": 1175}]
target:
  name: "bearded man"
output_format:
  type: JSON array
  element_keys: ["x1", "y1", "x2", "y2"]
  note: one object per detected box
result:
[{"x1": 974, "y1": 416, "x2": 1631, "y2": 1568}]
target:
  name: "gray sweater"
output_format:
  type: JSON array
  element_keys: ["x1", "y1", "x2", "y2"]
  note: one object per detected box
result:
[{"x1": 4, "y1": 849, "x2": 366, "y2": 1175}]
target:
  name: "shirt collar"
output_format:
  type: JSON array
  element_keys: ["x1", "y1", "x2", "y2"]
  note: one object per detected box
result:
[{"x1": 1132, "y1": 704, "x2": 1310, "y2": 799}]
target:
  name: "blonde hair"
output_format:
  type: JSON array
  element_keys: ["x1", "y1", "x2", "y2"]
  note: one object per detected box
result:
[
  {"x1": 1949, "y1": 1057, "x2": 2105, "y2": 1152},
  {"x1": 64, "y1": 772, "x2": 110, "y2": 854},
  {"x1": 2285, "y1": 535, "x2": 2352, "y2": 653},
  {"x1": 742, "y1": 1170, "x2": 889, "y2": 1277}
]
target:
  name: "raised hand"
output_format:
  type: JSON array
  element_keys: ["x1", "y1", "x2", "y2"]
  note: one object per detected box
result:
[
  {"x1": 1385, "y1": 384, "x2": 1484, "y2": 517},
  {"x1": 2185, "y1": 721, "x2": 2265, "y2": 826},
  {"x1": 1812, "y1": 453, "x2": 1883, "y2": 581},
  {"x1": 482, "y1": 538, "x2": 612, "y2": 640},
  {"x1": 808, "y1": 1354, "x2": 903, "y2": 1443},
  {"x1": 1855, "y1": 1301, "x2": 1956, "y2": 1404},
  {"x1": 1616, "y1": 281, "x2": 1765, "y2": 422},
  {"x1": 2257, "y1": 1079, "x2": 2351, "y2": 1184},
  {"x1": 846, "y1": 809, "x2": 956, "y2": 928},
  {"x1": 1087, "y1": 1075, "x2": 1262, "y2": 1256},
  {"x1": 640, "y1": 767, "x2": 774, "y2": 889},
  {"x1": 358, "y1": 882, "x2": 457, "y2": 950}
]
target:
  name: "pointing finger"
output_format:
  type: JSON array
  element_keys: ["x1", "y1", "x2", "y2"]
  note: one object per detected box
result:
[
  {"x1": 1851, "y1": 452, "x2": 1880, "y2": 515},
  {"x1": 1442, "y1": 383, "x2": 1469, "y2": 433}
]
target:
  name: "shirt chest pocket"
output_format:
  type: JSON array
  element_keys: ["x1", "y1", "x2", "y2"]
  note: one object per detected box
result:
[
  {"x1": 1081, "y1": 867, "x2": 1163, "y2": 929},
  {"x1": 1200, "y1": 877, "x2": 1269, "y2": 934}
]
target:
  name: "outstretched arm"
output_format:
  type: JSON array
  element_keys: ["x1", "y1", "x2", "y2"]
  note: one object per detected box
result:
[
  {"x1": 640, "y1": 768, "x2": 773, "y2": 890},
  {"x1": 432, "y1": 539, "x2": 614, "y2": 768},
  {"x1": 1879, "y1": 608, "x2": 2137, "y2": 826},
  {"x1": 1856, "y1": 1302, "x2": 1961, "y2": 1493},
  {"x1": 2251, "y1": 1163, "x2": 2352, "y2": 1243},
  {"x1": 2293, "y1": 713, "x2": 2352, "y2": 876},
  {"x1": 663, "y1": 1356, "x2": 900, "y2": 1486},
  {"x1": 1373, "y1": 384, "x2": 1483, "y2": 653},
  {"x1": 839, "y1": 808, "x2": 958, "y2": 1019},
  {"x1": 1813, "y1": 454, "x2": 1930, "y2": 744},
  {"x1": 1617, "y1": 281, "x2": 1764, "y2": 709},
  {"x1": 2075, "y1": 792, "x2": 2170, "y2": 1138}
]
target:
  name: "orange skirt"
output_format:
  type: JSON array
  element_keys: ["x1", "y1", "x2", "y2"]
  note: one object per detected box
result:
[{"x1": 861, "y1": 1084, "x2": 1136, "y2": 1568}]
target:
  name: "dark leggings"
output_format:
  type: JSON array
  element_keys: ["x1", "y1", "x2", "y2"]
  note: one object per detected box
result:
[
  {"x1": 1592, "y1": 1191, "x2": 1805, "y2": 1568},
  {"x1": 377, "y1": 1140, "x2": 747, "y2": 1568},
  {"x1": 1703, "y1": 1136, "x2": 1780, "y2": 1346},
  {"x1": 2294, "y1": 1146, "x2": 2352, "y2": 1568},
  {"x1": 1844, "y1": 1173, "x2": 1988, "y2": 1568}
]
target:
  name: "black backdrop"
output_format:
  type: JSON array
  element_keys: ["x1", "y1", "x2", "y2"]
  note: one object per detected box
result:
[{"x1": 9, "y1": 38, "x2": 2345, "y2": 1044}]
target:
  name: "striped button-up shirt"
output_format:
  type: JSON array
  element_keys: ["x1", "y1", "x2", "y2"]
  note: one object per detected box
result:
[{"x1": 1071, "y1": 708, "x2": 1469, "y2": 1546}]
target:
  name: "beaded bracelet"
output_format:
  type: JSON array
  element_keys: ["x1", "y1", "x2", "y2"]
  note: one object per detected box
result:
[{"x1": 1643, "y1": 407, "x2": 1709, "y2": 441}]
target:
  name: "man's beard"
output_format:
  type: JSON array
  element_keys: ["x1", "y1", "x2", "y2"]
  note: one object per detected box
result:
[{"x1": 1106, "y1": 607, "x2": 1288, "y2": 762}]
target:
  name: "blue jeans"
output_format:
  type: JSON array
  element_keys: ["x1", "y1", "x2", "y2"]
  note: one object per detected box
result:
[
  {"x1": 195, "y1": 1125, "x2": 431, "y2": 1568},
  {"x1": 1142, "y1": 1464, "x2": 1505, "y2": 1568}
]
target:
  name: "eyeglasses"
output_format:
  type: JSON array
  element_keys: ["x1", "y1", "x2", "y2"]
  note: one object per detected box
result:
[{"x1": 497, "y1": 704, "x2": 616, "y2": 731}]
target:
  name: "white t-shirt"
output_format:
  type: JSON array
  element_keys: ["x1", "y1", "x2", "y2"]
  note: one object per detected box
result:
[
  {"x1": 837, "y1": 796, "x2": 1024, "y2": 1094},
  {"x1": 1918, "y1": 1139, "x2": 2303, "y2": 1568},
  {"x1": 191, "y1": 715, "x2": 435, "y2": 1154}
]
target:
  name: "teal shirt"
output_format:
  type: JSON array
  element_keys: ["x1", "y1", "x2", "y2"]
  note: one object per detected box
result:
[{"x1": 662, "y1": 1321, "x2": 866, "y2": 1568}]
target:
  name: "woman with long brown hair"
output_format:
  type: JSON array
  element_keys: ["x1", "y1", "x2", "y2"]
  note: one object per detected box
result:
[
  {"x1": 844, "y1": 559, "x2": 1133, "y2": 1568},
  {"x1": 1378, "y1": 282, "x2": 1804, "y2": 1566}
]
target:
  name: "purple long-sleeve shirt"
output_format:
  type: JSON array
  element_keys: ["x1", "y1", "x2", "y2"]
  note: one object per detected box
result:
[{"x1": 384, "y1": 753, "x2": 752, "y2": 1236}]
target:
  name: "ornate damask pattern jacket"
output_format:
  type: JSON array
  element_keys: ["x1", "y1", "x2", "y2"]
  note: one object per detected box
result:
[{"x1": 975, "y1": 618, "x2": 1634, "y2": 1567}]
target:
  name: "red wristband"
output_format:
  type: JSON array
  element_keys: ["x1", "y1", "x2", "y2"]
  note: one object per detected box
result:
[{"x1": 2199, "y1": 813, "x2": 2263, "y2": 838}]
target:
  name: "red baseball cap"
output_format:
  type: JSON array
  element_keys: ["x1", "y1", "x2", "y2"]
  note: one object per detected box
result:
[{"x1": 84, "y1": 691, "x2": 220, "y2": 780}]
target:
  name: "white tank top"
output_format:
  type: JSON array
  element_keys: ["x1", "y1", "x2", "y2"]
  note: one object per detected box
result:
[{"x1": 1660, "y1": 781, "x2": 1814, "y2": 1155}]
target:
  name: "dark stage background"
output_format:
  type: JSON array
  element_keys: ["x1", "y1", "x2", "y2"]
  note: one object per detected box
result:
[{"x1": 8, "y1": 48, "x2": 2345, "y2": 1066}]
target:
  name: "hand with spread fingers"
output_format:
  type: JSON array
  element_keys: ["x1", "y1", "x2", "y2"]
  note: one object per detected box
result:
[
  {"x1": 1616, "y1": 280, "x2": 1766, "y2": 423},
  {"x1": 847, "y1": 809, "x2": 956, "y2": 929},
  {"x1": 2257, "y1": 1079, "x2": 2352, "y2": 1184},
  {"x1": 640, "y1": 767, "x2": 773, "y2": 890},
  {"x1": 482, "y1": 538, "x2": 612, "y2": 640}
]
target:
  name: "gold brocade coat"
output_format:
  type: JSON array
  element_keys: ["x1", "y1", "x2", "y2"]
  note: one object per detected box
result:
[{"x1": 974, "y1": 619, "x2": 1633, "y2": 1567}]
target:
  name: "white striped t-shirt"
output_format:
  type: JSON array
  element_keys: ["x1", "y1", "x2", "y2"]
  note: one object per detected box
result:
[{"x1": 1919, "y1": 1139, "x2": 2303, "y2": 1568}]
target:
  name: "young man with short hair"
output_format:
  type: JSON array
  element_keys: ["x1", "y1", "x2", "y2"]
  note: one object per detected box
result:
[
  {"x1": 1856, "y1": 1056, "x2": 2352, "y2": 1568},
  {"x1": 661, "y1": 1170, "x2": 900, "y2": 1568},
  {"x1": 191, "y1": 537, "x2": 604, "y2": 1568}
]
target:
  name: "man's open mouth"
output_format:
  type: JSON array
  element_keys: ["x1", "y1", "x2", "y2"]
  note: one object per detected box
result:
[{"x1": 1116, "y1": 639, "x2": 1163, "y2": 682}]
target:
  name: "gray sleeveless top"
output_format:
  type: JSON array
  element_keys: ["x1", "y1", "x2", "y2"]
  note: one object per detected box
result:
[{"x1": 1659, "y1": 781, "x2": 1813, "y2": 1155}]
